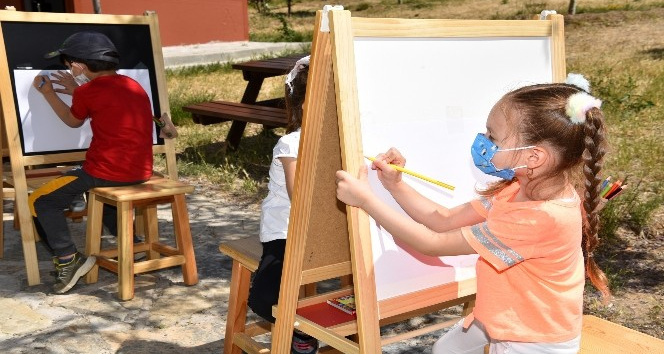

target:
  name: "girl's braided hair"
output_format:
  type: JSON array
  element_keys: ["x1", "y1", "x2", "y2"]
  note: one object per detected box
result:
[{"x1": 488, "y1": 80, "x2": 611, "y2": 300}]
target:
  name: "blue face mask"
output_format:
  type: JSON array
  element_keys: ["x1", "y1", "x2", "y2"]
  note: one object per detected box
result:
[{"x1": 470, "y1": 133, "x2": 534, "y2": 180}]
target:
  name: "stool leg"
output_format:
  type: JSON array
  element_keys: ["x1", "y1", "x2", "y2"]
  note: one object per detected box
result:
[
  {"x1": 85, "y1": 193, "x2": 104, "y2": 284},
  {"x1": 117, "y1": 201, "x2": 135, "y2": 300},
  {"x1": 134, "y1": 206, "x2": 146, "y2": 239},
  {"x1": 225, "y1": 260, "x2": 252, "y2": 354},
  {"x1": 137, "y1": 204, "x2": 160, "y2": 260},
  {"x1": 171, "y1": 194, "x2": 198, "y2": 285}
]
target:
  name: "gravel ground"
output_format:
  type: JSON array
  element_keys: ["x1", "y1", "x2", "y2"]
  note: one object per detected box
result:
[{"x1": 0, "y1": 177, "x2": 453, "y2": 353}]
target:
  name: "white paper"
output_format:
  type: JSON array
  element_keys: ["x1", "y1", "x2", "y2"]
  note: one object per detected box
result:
[{"x1": 14, "y1": 69, "x2": 157, "y2": 154}]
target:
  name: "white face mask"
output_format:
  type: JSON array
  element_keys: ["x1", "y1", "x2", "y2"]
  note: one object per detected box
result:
[
  {"x1": 73, "y1": 73, "x2": 90, "y2": 85},
  {"x1": 70, "y1": 63, "x2": 90, "y2": 85}
]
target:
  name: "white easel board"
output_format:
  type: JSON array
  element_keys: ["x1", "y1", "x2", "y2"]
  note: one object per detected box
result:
[{"x1": 353, "y1": 36, "x2": 553, "y2": 300}]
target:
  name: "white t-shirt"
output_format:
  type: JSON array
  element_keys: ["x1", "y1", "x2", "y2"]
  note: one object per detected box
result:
[{"x1": 259, "y1": 129, "x2": 301, "y2": 242}]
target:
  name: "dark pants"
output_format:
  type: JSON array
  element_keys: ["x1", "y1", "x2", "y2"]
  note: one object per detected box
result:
[
  {"x1": 29, "y1": 167, "x2": 146, "y2": 257},
  {"x1": 248, "y1": 239, "x2": 286, "y2": 323}
]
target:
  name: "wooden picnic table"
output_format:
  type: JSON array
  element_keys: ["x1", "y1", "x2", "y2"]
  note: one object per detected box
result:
[{"x1": 184, "y1": 53, "x2": 308, "y2": 150}]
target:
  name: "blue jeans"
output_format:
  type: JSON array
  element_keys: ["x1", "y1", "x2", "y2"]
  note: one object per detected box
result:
[{"x1": 29, "y1": 167, "x2": 147, "y2": 257}]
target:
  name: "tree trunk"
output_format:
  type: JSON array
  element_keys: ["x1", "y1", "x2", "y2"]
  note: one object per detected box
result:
[{"x1": 568, "y1": 0, "x2": 578, "y2": 15}]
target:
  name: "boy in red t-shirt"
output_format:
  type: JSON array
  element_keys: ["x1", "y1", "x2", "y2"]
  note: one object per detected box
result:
[{"x1": 31, "y1": 31, "x2": 155, "y2": 294}]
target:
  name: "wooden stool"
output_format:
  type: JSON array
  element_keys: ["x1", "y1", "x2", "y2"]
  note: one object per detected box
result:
[
  {"x1": 220, "y1": 237, "x2": 342, "y2": 354},
  {"x1": 219, "y1": 237, "x2": 271, "y2": 354},
  {"x1": 84, "y1": 177, "x2": 198, "y2": 300}
]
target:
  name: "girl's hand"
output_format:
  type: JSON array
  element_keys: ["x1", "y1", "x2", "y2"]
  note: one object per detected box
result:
[
  {"x1": 49, "y1": 70, "x2": 78, "y2": 95},
  {"x1": 33, "y1": 75, "x2": 54, "y2": 94},
  {"x1": 336, "y1": 165, "x2": 374, "y2": 208},
  {"x1": 372, "y1": 147, "x2": 406, "y2": 191}
]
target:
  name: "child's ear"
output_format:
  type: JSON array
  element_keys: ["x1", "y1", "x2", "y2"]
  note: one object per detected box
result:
[
  {"x1": 77, "y1": 63, "x2": 90, "y2": 73},
  {"x1": 526, "y1": 147, "x2": 548, "y2": 169}
]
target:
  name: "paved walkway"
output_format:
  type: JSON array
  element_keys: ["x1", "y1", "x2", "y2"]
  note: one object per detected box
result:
[{"x1": 162, "y1": 41, "x2": 309, "y2": 68}]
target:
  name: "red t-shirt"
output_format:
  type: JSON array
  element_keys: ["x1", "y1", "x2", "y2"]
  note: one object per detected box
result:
[
  {"x1": 461, "y1": 182, "x2": 585, "y2": 343},
  {"x1": 70, "y1": 74, "x2": 153, "y2": 182}
]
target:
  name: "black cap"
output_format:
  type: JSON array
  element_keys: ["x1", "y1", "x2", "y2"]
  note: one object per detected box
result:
[{"x1": 44, "y1": 31, "x2": 119, "y2": 64}]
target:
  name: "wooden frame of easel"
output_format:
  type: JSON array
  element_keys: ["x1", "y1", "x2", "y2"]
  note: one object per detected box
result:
[
  {"x1": 0, "y1": 10, "x2": 177, "y2": 286},
  {"x1": 266, "y1": 9, "x2": 566, "y2": 353}
]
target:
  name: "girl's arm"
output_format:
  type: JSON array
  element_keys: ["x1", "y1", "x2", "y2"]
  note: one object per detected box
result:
[
  {"x1": 281, "y1": 157, "x2": 297, "y2": 200},
  {"x1": 336, "y1": 166, "x2": 478, "y2": 257},
  {"x1": 370, "y1": 149, "x2": 481, "y2": 232}
]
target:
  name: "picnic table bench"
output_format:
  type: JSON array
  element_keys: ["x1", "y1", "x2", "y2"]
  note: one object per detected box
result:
[
  {"x1": 185, "y1": 100, "x2": 287, "y2": 128},
  {"x1": 183, "y1": 54, "x2": 307, "y2": 150}
]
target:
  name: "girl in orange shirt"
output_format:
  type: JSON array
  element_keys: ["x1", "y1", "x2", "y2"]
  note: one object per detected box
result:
[{"x1": 335, "y1": 74, "x2": 610, "y2": 353}]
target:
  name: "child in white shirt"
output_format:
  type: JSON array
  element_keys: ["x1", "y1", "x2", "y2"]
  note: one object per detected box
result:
[{"x1": 247, "y1": 55, "x2": 318, "y2": 354}]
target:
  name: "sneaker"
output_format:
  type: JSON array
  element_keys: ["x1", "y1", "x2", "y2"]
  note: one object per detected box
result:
[
  {"x1": 291, "y1": 331, "x2": 319, "y2": 354},
  {"x1": 52, "y1": 252, "x2": 96, "y2": 294},
  {"x1": 69, "y1": 194, "x2": 87, "y2": 213}
]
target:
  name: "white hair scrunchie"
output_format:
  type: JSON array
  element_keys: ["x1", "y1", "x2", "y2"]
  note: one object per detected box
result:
[
  {"x1": 285, "y1": 55, "x2": 310, "y2": 94},
  {"x1": 564, "y1": 73, "x2": 601, "y2": 124},
  {"x1": 565, "y1": 73, "x2": 591, "y2": 92},
  {"x1": 566, "y1": 92, "x2": 602, "y2": 124},
  {"x1": 539, "y1": 9, "x2": 557, "y2": 20}
]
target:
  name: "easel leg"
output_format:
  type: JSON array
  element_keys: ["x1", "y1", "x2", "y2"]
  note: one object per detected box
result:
[{"x1": 20, "y1": 224, "x2": 40, "y2": 285}]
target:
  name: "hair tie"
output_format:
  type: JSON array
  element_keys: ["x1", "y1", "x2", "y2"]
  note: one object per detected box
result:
[
  {"x1": 565, "y1": 73, "x2": 592, "y2": 92},
  {"x1": 285, "y1": 55, "x2": 310, "y2": 94},
  {"x1": 566, "y1": 92, "x2": 602, "y2": 124},
  {"x1": 539, "y1": 10, "x2": 557, "y2": 20}
]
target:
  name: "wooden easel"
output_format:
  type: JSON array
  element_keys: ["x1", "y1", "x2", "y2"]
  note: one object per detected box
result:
[
  {"x1": 267, "y1": 9, "x2": 566, "y2": 353},
  {"x1": 0, "y1": 10, "x2": 177, "y2": 285}
]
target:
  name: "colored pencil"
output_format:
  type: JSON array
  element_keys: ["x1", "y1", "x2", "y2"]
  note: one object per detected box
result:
[
  {"x1": 600, "y1": 176, "x2": 611, "y2": 191},
  {"x1": 603, "y1": 181, "x2": 622, "y2": 199},
  {"x1": 364, "y1": 156, "x2": 455, "y2": 191},
  {"x1": 606, "y1": 184, "x2": 627, "y2": 200},
  {"x1": 600, "y1": 182, "x2": 614, "y2": 199}
]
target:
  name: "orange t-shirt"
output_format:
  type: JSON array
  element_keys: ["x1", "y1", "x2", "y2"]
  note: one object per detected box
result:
[{"x1": 461, "y1": 182, "x2": 585, "y2": 343}]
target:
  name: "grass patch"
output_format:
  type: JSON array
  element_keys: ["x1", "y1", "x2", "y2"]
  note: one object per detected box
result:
[
  {"x1": 166, "y1": 62, "x2": 235, "y2": 78},
  {"x1": 167, "y1": 88, "x2": 216, "y2": 126}
]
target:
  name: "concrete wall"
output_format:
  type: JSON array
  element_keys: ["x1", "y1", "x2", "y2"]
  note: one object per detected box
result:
[{"x1": 69, "y1": 0, "x2": 249, "y2": 46}]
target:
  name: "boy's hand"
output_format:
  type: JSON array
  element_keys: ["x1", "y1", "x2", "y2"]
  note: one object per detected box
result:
[
  {"x1": 336, "y1": 165, "x2": 373, "y2": 208},
  {"x1": 33, "y1": 75, "x2": 54, "y2": 94},
  {"x1": 157, "y1": 112, "x2": 178, "y2": 139},
  {"x1": 49, "y1": 70, "x2": 78, "y2": 95}
]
